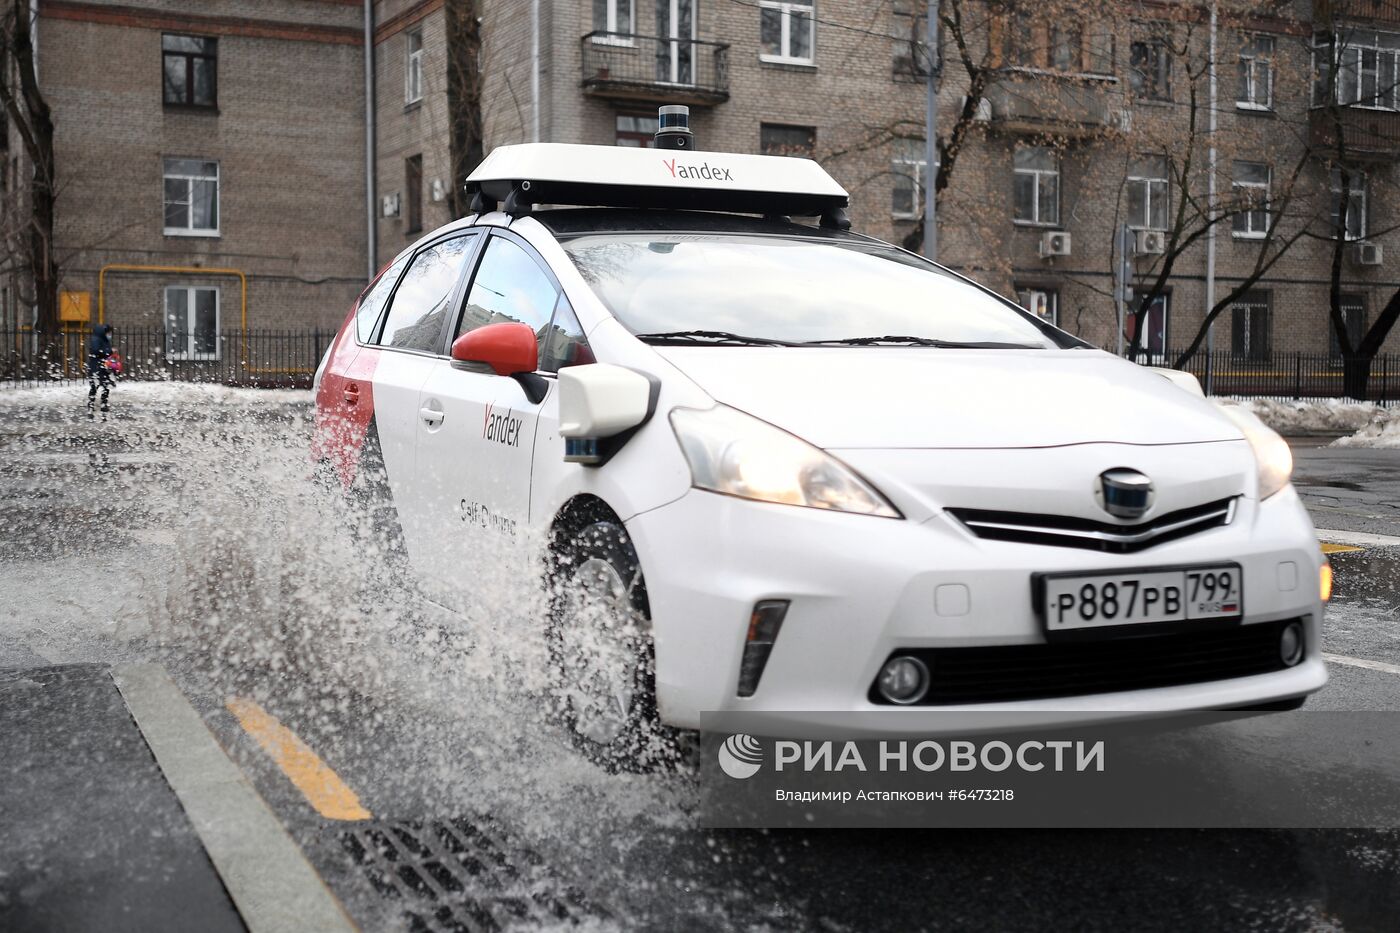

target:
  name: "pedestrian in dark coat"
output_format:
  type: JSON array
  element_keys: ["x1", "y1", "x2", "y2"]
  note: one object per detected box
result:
[{"x1": 88, "y1": 324, "x2": 114, "y2": 416}]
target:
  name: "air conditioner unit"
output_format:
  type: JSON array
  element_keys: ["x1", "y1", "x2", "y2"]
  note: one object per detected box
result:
[
  {"x1": 381, "y1": 193, "x2": 401, "y2": 218},
  {"x1": 1135, "y1": 229, "x2": 1166, "y2": 255},
  {"x1": 963, "y1": 95, "x2": 992, "y2": 122},
  {"x1": 1109, "y1": 109, "x2": 1133, "y2": 133},
  {"x1": 1039, "y1": 231, "x2": 1072, "y2": 258},
  {"x1": 1351, "y1": 241, "x2": 1383, "y2": 266}
]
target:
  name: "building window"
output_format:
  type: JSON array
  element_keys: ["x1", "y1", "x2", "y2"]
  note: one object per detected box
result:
[
  {"x1": 616, "y1": 113, "x2": 658, "y2": 147},
  {"x1": 1050, "y1": 24, "x2": 1082, "y2": 72},
  {"x1": 760, "y1": 123, "x2": 815, "y2": 157},
  {"x1": 891, "y1": 137, "x2": 927, "y2": 219},
  {"x1": 1016, "y1": 286, "x2": 1059, "y2": 327},
  {"x1": 590, "y1": 0, "x2": 635, "y2": 35},
  {"x1": 892, "y1": 6, "x2": 930, "y2": 78},
  {"x1": 1329, "y1": 295, "x2": 1366, "y2": 359},
  {"x1": 1126, "y1": 155, "x2": 1169, "y2": 230},
  {"x1": 1316, "y1": 30, "x2": 1400, "y2": 110},
  {"x1": 760, "y1": 1, "x2": 814, "y2": 65},
  {"x1": 1013, "y1": 146, "x2": 1059, "y2": 226},
  {"x1": 163, "y1": 158, "x2": 219, "y2": 236},
  {"x1": 165, "y1": 286, "x2": 220, "y2": 360},
  {"x1": 405, "y1": 29, "x2": 424, "y2": 104},
  {"x1": 1130, "y1": 37, "x2": 1171, "y2": 100},
  {"x1": 1330, "y1": 168, "x2": 1368, "y2": 241},
  {"x1": 405, "y1": 155, "x2": 423, "y2": 234},
  {"x1": 1236, "y1": 35, "x2": 1274, "y2": 110},
  {"x1": 1231, "y1": 161, "x2": 1270, "y2": 238},
  {"x1": 162, "y1": 35, "x2": 216, "y2": 108},
  {"x1": 1001, "y1": 14, "x2": 1112, "y2": 74},
  {"x1": 1231, "y1": 291, "x2": 1271, "y2": 362}
]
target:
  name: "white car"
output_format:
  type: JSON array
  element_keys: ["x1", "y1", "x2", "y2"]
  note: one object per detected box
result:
[{"x1": 312, "y1": 114, "x2": 1327, "y2": 769}]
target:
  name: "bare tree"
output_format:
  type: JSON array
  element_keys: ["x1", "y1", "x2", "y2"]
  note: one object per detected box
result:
[
  {"x1": 1312, "y1": 0, "x2": 1400, "y2": 398},
  {"x1": 445, "y1": 0, "x2": 485, "y2": 219},
  {"x1": 0, "y1": 0, "x2": 57, "y2": 343}
]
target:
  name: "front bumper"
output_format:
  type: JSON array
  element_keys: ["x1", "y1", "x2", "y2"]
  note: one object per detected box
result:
[{"x1": 625, "y1": 484, "x2": 1327, "y2": 732}]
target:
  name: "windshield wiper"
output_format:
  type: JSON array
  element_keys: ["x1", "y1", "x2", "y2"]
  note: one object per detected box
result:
[
  {"x1": 797, "y1": 335, "x2": 1044, "y2": 349},
  {"x1": 633, "y1": 330, "x2": 798, "y2": 347}
]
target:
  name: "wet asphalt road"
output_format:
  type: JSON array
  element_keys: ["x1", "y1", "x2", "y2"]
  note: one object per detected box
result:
[{"x1": 1, "y1": 387, "x2": 1398, "y2": 932}]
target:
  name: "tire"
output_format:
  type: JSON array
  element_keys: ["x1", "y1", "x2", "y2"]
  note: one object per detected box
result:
[{"x1": 547, "y1": 518, "x2": 681, "y2": 773}]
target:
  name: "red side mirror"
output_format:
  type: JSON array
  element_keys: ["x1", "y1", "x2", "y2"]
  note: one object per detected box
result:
[{"x1": 451, "y1": 322, "x2": 538, "y2": 376}]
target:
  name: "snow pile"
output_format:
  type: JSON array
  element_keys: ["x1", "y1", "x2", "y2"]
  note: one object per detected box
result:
[
  {"x1": 1332, "y1": 409, "x2": 1400, "y2": 448},
  {"x1": 1228, "y1": 397, "x2": 1386, "y2": 436}
]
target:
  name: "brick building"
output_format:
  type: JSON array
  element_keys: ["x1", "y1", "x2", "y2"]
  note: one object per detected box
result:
[
  {"x1": 2, "y1": 0, "x2": 369, "y2": 371},
  {"x1": 5, "y1": 0, "x2": 1399, "y2": 379},
  {"x1": 377, "y1": 0, "x2": 1400, "y2": 368}
]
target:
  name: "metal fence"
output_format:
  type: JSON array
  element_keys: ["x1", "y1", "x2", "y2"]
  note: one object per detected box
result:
[
  {"x1": 2, "y1": 328, "x2": 1396, "y2": 403},
  {"x1": 1126, "y1": 349, "x2": 1398, "y2": 404},
  {"x1": 0, "y1": 327, "x2": 326, "y2": 388}
]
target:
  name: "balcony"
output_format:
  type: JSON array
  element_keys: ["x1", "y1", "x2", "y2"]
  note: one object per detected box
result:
[
  {"x1": 1310, "y1": 106, "x2": 1400, "y2": 160},
  {"x1": 982, "y1": 70, "x2": 1126, "y2": 138},
  {"x1": 580, "y1": 32, "x2": 729, "y2": 107}
]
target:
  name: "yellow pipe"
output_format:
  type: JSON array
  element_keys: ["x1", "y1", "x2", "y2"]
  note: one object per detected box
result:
[{"x1": 96, "y1": 263, "x2": 313, "y2": 375}]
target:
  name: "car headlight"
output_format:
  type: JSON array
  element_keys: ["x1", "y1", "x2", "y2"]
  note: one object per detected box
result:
[
  {"x1": 669, "y1": 405, "x2": 901, "y2": 518},
  {"x1": 1219, "y1": 405, "x2": 1293, "y2": 499}
]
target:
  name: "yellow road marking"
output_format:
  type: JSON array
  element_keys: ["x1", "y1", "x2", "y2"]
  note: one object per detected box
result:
[
  {"x1": 226, "y1": 697, "x2": 372, "y2": 822},
  {"x1": 1320, "y1": 543, "x2": 1364, "y2": 554}
]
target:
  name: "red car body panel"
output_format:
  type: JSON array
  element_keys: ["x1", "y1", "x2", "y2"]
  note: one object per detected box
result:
[{"x1": 312, "y1": 306, "x2": 381, "y2": 490}]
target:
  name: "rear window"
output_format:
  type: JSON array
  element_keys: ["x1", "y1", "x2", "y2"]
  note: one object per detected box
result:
[{"x1": 562, "y1": 233, "x2": 1071, "y2": 349}]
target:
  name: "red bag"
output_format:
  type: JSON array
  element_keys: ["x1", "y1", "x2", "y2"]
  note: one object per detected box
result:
[{"x1": 105, "y1": 351, "x2": 124, "y2": 374}]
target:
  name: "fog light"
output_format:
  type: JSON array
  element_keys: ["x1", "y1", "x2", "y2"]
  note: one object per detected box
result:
[
  {"x1": 1319, "y1": 562, "x2": 1333, "y2": 603},
  {"x1": 877, "y1": 656, "x2": 930, "y2": 705},
  {"x1": 1280, "y1": 621, "x2": 1305, "y2": 667}
]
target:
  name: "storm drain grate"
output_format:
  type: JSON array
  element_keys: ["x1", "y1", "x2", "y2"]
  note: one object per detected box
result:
[{"x1": 341, "y1": 816, "x2": 605, "y2": 931}]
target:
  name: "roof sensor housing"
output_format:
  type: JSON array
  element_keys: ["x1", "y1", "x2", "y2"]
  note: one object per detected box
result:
[{"x1": 654, "y1": 105, "x2": 694, "y2": 151}]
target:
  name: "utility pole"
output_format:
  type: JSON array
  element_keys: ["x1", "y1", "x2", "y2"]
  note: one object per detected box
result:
[
  {"x1": 1204, "y1": 0, "x2": 1219, "y2": 390},
  {"x1": 923, "y1": 0, "x2": 940, "y2": 262}
]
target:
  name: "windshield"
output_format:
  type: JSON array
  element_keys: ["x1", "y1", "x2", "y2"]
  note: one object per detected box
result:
[{"x1": 562, "y1": 233, "x2": 1071, "y2": 348}]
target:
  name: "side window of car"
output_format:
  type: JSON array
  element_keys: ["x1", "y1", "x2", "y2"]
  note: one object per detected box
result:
[
  {"x1": 539, "y1": 293, "x2": 595, "y2": 372},
  {"x1": 456, "y1": 235, "x2": 559, "y2": 347},
  {"x1": 378, "y1": 234, "x2": 477, "y2": 352},
  {"x1": 355, "y1": 253, "x2": 410, "y2": 343}
]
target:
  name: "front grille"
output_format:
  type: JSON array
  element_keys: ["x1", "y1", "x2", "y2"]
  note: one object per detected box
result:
[
  {"x1": 870, "y1": 618, "x2": 1295, "y2": 705},
  {"x1": 947, "y1": 497, "x2": 1237, "y2": 554}
]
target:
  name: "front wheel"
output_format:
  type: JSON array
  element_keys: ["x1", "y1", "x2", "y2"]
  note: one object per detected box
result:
[{"x1": 548, "y1": 519, "x2": 681, "y2": 772}]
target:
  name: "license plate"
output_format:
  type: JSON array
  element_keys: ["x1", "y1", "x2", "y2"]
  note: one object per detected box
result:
[{"x1": 1038, "y1": 563, "x2": 1243, "y2": 633}]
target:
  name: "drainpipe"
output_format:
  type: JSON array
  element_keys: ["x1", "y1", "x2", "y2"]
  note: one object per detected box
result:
[
  {"x1": 364, "y1": 0, "x2": 378, "y2": 280},
  {"x1": 1204, "y1": 0, "x2": 1218, "y2": 390},
  {"x1": 531, "y1": 0, "x2": 541, "y2": 142}
]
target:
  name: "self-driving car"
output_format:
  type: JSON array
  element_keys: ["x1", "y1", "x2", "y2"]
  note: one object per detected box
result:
[{"x1": 312, "y1": 109, "x2": 1326, "y2": 768}]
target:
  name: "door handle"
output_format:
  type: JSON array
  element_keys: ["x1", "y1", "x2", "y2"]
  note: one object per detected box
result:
[
  {"x1": 342, "y1": 383, "x2": 360, "y2": 405},
  {"x1": 419, "y1": 406, "x2": 445, "y2": 426}
]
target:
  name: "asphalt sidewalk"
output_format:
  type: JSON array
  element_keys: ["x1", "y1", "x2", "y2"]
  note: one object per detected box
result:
[
  {"x1": 0, "y1": 664, "x2": 244, "y2": 932},
  {"x1": 0, "y1": 663, "x2": 355, "y2": 933}
]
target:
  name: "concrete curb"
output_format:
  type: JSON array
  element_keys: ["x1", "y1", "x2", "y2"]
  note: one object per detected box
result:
[
  {"x1": 1315, "y1": 529, "x2": 1400, "y2": 548},
  {"x1": 112, "y1": 664, "x2": 358, "y2": 933}
]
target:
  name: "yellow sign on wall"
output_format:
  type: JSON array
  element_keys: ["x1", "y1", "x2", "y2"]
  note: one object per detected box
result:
[{"x1": 60, "y1": 291, "x2": 92, "y2": 323}]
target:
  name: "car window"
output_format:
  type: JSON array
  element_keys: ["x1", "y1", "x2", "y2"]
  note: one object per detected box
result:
[
  {"x1": 539, "y1": 293, "x2": 594, "y2": 372},
  {"x1": 562, "y1": 233, "x2": 1070, "y2": 349},
  {"x1": 456, "y1": 235, "x2": 559, "y2": 342},
  {"x1": 378, "y1": 234, "x2": 477, "y2": 352},
  {"x1": 355, "y1": 253, "x2": 410, "y2": 343}
]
